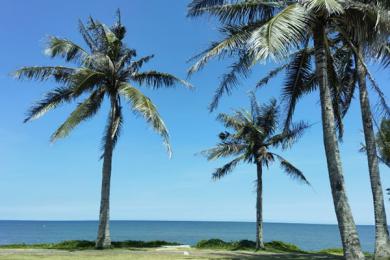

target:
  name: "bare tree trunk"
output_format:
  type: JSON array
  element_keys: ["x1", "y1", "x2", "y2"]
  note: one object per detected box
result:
[
  {"x1": 95, "y1": 105, "x2": 116, "y2": 249},
  {"x1": 355, "y1": 48, "x2": 390, "y2": 259},
  {"x1": 313, "y1": 22, "x2": 364, "y2": 260},
  {"x1": 256, "y1": 162, "x2": 265, "y2": 250}
]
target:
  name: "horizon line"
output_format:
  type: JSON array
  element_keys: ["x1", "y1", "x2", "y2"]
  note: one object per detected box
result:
[{"x1": 0, "y1": 219, "x2": 377, "y2": 226}]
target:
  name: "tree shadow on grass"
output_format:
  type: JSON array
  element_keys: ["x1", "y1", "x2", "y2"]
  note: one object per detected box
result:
[{"x1": 208, "y1": 252, "x2": 344, "y2": 259}]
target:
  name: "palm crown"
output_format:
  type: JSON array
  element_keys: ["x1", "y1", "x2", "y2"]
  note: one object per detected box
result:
[
  {"x1": 203, "y1": 93, "x2": 310, "y2": 184},
  {"x1": 187, "y1": 0, "x2": 389, "y2": 116},
  {"x1": 15, "y1": 11, "x2": 191, "y2": 156}
]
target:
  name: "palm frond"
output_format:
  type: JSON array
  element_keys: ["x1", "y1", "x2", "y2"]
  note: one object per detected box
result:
[
  {"x1": 255, "y1": 63, "x2": 288, "y2": 89},
  {"x1": 45, "y1": 37, "x2": 89, "y2": 64},
  {"x1": 188, "y1": 22, "x2": 262, "y2": 75},
  {"x1": 303, "y1": 0, "x2": 345, "y2": 15},
  {"x1": 187, "y1": 0, "x2": 226, "y2": 17},
  {"x1": 124, "y1": 55, "x2": 154, "y2": 73},
  {"x1": 78, "y1": 20, "x2": 98, "y2": 52},
  {"x1": 248, "y1": 4, "x2": 311, "y2": 62},
  {"x1": 188, "y1": 0, "x2": 279, "y2": 23},
  {"x1": 202, "y1": 141, "x2": 246, "y2": 160},
  {"x1": 327, "y1": 49, "x2": 344, "y2": 139},
  {"x1": 377, "y1": 119, "x2": 390, "y2": 166},
  {"x1": 281, "y1": 47, "x2": 314, "y2": 129},
  {"x1": 332, "y1": 46, "x2": 357, "y2": 117},
  {"x1": 258, "y1": 98, "x2": 279, "y2": 135},
  {"x1": 212, "y1": 155, "x2": 245, "y2": 180},
  {"x1": 51, "y1": 89, "x2": 105, "y2": 141},
  {"x1": 366, "y1": 69, "x2": 390, "y2": 118},
  {"x1": 131, "y1": 71, "x2": 192, "y2": 89},
  {"x1": 267, "y1": 121, "x2": 309, "y2": 148},
  {"x1": 273, "y1": 153, "x2": 310, "y2": 185},
  {"x1": 67, "y1": 68, "x2": 105, "y2": 96},
  {"x1": 14, "y1": 66, "x2": 75, "y2": 82},
  {"x1": 24, "y1": 87, "x2": 75, "y2": 122},
  {"x1": 249, "y1": 91, "x2": 261, "y2": 117},
  {"x1": 209, "y1": 51, "x2": 254, "y2": 111},
  {"x1": 216, "y1": 113, "x2": 245, "y2": 131},
  {"x1": 116, "y1": 48, "x2": 138, "y2": 71},
  {"x1": 119, "y1": 83, "x2": 171, "y2": 156},
  {"x1": 377, "y1": 43, "x2": 390, "y2": 68}
]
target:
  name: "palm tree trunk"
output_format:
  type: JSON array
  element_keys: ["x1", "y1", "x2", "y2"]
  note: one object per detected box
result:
[
  {"x1": 256, "y1": 162, "x2": 265, "y2": 250},
  {"x1": 355, "y1": 47, "x2": 390, "y2": 259},
  {"x1": 95, "y1": 105, "x2": 116, "y2": 249},
  {"x1": 313, "y1": 21, "x2": 364, "y2": 260}
]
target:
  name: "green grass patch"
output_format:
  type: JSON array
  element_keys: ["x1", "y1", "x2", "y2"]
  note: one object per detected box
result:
[
  {"x1": 0, "y1": 240, "x2": 178, "y2": 250},
  {"x1": 315, "y1": 248, "x2": 344, "y2": 255}
]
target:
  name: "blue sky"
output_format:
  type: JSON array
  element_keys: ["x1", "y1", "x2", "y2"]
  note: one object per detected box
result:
[{"x1": 0, "y1": 0, "x2": 389, "y2": 225}]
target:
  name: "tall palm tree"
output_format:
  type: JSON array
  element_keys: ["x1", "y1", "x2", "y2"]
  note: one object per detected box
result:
[
  {"x1": 202, "y1": 94, "x2": 310, "y2": 250},
  {"x1": 14, "y1": 11, "x2": 191, "y2": 249},
  {"x1": 256, "y1": 29, "x2": 390, "y2": 257},
  {"x1": 187, "y1": 1, "x2": 388, "y2": 258}
]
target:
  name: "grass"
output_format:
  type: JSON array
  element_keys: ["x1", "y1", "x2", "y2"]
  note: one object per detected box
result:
[
  {"x1": 0, "y1": 240, "x2": 178, "y2": 250},
  {"x1": 0, "y1": 255, "x2": 197, "y2": 260},
  {"x1": 195, "y1": 239, "x2": 373, "y2": 258},
  {"x1": 0, "y1": 239, "x2": 372, "y2": 259}
]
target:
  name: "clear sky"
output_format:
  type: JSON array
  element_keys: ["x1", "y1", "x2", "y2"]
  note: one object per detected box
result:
[{"x1": 0, "y1": 0, "x2": 389, "y2": 225}]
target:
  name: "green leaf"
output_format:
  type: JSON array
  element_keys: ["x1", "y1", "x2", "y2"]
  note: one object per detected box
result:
[
  {"x1": 51, "y1": 89, "x2": 105, "y2": 141},
  {"x1": 119, "y1": 83, "x2": 172, "y2": 157},
  {"x1": 303, "y1": 0, "x2": 345, "y2": 14},
  {"x1": 45, "y1": 37, "x2": 89, "y2": 63},
  {"x1": 248, "y1": 4, "x2": 311, "y2": 61},
  {"x1": 131, "y1": 71, "x2": 192, "y2": 89}
]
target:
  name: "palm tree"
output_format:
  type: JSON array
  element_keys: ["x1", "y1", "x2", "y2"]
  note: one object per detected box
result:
[
  {"x1": 186, "y1": 1, "x2": 388, "y2": 258},
  {"x1": 202, "y1": 94, "x2": 310, "y2": 250},
  {"x1": 14, "y1": 11, "x2": 191, "y2": 249},
  {"x1": 257, "y1": 30, "x2": 390, "y2": 257}
]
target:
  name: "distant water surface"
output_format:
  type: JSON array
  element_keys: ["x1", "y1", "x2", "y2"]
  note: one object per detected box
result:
[{"x1": 0, "y1": 221, "x2": 384, "y2": 252}]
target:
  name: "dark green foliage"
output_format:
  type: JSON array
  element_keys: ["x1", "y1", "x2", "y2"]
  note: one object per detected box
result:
[
  {"x1": 195, "y1": 239, "x2": 305, "y2": 253},
  {"x1": 196, "y1": 239, "x2": 231, "y2": 249},
  {"x1": 111, "y1": 240, "x2": 179, "y2": 248},
  {"x1": 377, "y1": 119, "x2": 390, "y2": 167},
  {"x1": 203, "y1": 95, "x2": 310, "y2": 185},
  {"x1": 265, "y1": 241, "x2": 305, "y2": 253},
  {"x1": 15, "y1": 11, "x2": 191, "y2": 156}
]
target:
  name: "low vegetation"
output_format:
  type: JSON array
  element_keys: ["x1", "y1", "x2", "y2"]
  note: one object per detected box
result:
[
  {"x1": 0, "y1": 239, "x2": 373, "y2": 258},
  {"x1": 195, "y1": 239, "x2": 306, "y2": 253},
  {"x1": 0, "y1": 240, "x2": 178, "y2": 250}
]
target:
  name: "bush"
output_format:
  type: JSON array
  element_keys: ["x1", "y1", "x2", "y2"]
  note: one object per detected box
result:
[
  {"x1": 195, "y1": 239, "x2": 306, "y2": 253},
  {"x1": 50, "y1": 240, "x2": 95, "y2": 249},
  {"x1": 112, "y1": 240, "x2": 179, "y2": 248},
  {"x1": 264, "y1": 240, "x2": 306, "y2": 253},
  {"x1": 233, "y1": 240, "x2": 256, "y2": 250},
  {"x1": 196, "y1": 239, "x2": 231, "y2": 249}
]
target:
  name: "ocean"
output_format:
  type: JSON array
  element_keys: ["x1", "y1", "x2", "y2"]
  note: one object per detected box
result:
[{"x1": 0, "y1": 220, "x2": 383, "y2": 252}]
